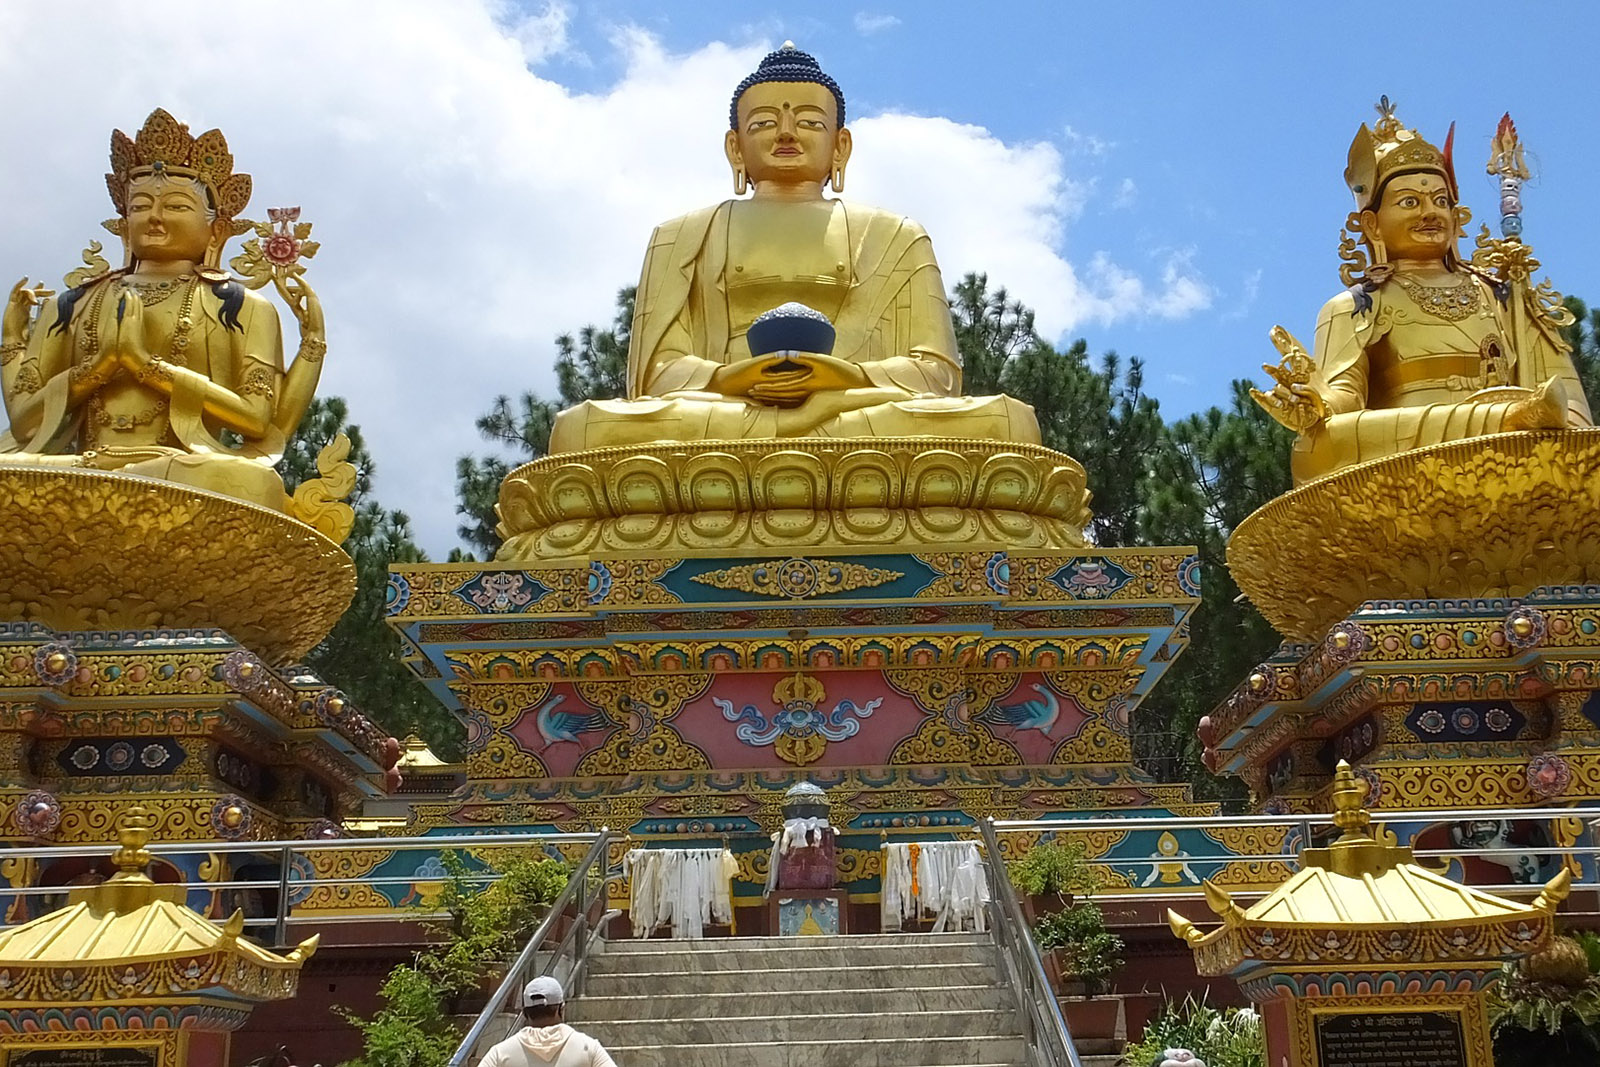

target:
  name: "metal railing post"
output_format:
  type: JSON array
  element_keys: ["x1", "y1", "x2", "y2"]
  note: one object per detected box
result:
[
  {"x1": 273, "y1": 845, "x2": 292, "y2": 949},
  {"x1": 980, "y1": 817, "x2": 1084, "y2": 1067}
]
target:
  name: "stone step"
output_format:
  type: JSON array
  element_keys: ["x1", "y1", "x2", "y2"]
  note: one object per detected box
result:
[
  {"x1": 582, "y1": 1008, "x2": 1016, "y2": 1046},
  {"x1": 602, "y1": 1035, "x2": 1024, "y2": 1067},
  {"x1": 588, "y1": 941, "x2": 992, "y2": 973},
  {"x1": 571, "y1": 984, "x2": 1010, "y2": 1021},
  {"x1": 588, "y1": 961, "x2": 998, "y2": 995},
  {"x1": 603, "y1": 932, "x2": 988, "y2": 952}
]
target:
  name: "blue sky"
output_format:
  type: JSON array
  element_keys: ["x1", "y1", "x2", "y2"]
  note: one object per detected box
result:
[
  {"x1": 537, "y1": 0, "x2": 1600, "y2": 408},
  {"x1": 2, "y1": 1, "x2": 1597, "y2": 553}
]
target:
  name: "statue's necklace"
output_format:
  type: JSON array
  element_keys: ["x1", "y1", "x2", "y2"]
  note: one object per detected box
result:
[
  {"x1": 1393, "y1": 273, "x2": 1481, "y2": 322},
  {"x1": 122, "y1": 274, "x2": 193, "y2": 307}
]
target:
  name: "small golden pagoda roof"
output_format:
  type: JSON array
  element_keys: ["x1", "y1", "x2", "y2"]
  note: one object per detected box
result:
[
  {"x1": 396, "y1": 729, "x2": 454, "y2": 770},
  {"x1": 1169, "y1": 762, "x2": 1568, "y2": 977},
  {"x1": 0, "y1": 808, "x2": 316, "y2": 1003}
]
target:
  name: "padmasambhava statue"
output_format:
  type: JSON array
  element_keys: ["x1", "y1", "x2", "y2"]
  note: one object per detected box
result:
[
  {"x1": 1254, "y1": 98, "x2": 1591, "y2": 485},
  {"x1": 0, "y1": 109, "x2": 328, "y2": 513},
  {"x1": 549, "y1": 44, "x2": 1040, "y2": 451}
]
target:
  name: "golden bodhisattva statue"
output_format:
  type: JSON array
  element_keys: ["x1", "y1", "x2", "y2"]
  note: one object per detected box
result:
[
  {"x1": 1254, "y1": 98, "x2": 1591, "y2": 485},
  {"x1": 0, "y1": 109, "x2": 330, "y2": 513},
  {"x1": 549, "y1": 44, "x2": 1039, "y2": 451},
  {"x1": 1227, "y1": 101, "x2": 1600, "y2": 640}
]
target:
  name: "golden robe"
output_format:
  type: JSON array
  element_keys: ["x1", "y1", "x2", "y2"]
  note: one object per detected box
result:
[
  {"x1": 1292, "y1": 272, "x2": 1592, "y2": 484},
  {"x1": 548, "y1": 199, "x2": 1039, "y2": 452}
]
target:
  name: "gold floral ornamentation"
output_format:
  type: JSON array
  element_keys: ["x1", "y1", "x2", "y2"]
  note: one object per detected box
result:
[
  {"x1": 574, "y1": 723, "x2": 710, "y2": 776},
  {"x1": 1230, "y1": 429, "x2": 1600, "y2": 640},
  {"x1": 889, "y1": 718, "x2": 1021, "y2": 767},
  {"x1": 495, "y1": 438, "x2": 1091, "y2": 563},
  {"x1": 388, "y1": 564, "x2": 587, "y2": 618},
  {"x1": 0, "y1": 467, "x2": 353, "y2": 663},
  {"x1": 690, "y1": 557, "x2": 904, "y2": 599}
]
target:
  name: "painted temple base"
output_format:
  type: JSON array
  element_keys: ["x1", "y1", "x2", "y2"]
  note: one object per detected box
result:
[
  {"x1": 389, "y1": 544, "x2": 1207, "y2": 906},
  {"x1": 493, "y1": 437, "x2": 1092, "y2": 563},
  {"x1": 0, "y1": 624, "x2": 391, "y2": 876},
  {"x1": 1228, "y1": 428, "x2": 1600, "y2": 642},
  {"x1": 1205, "y1": 585, "x2": 1600, "y2": 820},
  {"x1": 0, "y1": 465, "x2": 354, "y2": 664}
]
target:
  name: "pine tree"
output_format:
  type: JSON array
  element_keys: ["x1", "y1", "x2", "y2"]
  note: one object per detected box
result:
[{"x1": 280, "y1": 398, "x2": 459, "y2": 758}]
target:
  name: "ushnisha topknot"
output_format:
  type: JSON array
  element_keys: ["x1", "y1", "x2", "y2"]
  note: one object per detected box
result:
[{"x1": 729, "y1": 42, "x2": 845, "y2": 130}]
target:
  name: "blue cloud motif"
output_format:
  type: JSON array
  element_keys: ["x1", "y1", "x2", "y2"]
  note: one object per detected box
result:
[{"x1": 716, "y1": 695, "x2": 882, "y2": 746}]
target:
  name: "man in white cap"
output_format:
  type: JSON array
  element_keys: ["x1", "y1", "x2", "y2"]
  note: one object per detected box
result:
[{"x1": 475, "y1": 975, "x2": 617, "y2": 1067}]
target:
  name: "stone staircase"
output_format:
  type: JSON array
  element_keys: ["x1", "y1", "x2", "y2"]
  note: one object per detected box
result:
[{"x1": 567, "y1": 931, "x2": 1031, "y2": 1066}]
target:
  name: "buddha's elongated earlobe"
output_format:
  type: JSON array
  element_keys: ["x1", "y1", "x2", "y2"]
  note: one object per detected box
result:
[
  {"x1": 734, "y1": 165, "x2": 748, "y2": 196},
  {"x1": 830, "y1": 129, "x2": 852, "y2": 195}
]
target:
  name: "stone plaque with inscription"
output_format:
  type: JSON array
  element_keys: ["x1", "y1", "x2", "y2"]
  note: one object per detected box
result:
[
  {"x1": 7, "y1": 1049, "x2": 159, "y2": 1067},
  {"x1": 1315, "y1": 1010, "x2": 1466, "y2": 1067}
]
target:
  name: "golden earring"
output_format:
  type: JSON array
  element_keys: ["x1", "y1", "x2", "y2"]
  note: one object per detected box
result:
[
  {"x1": 830, "y1": 164, "x2": 845, "y2": 194},
  {"x1": 734, "y1": 166, "x2": 748, "y2": 196}
]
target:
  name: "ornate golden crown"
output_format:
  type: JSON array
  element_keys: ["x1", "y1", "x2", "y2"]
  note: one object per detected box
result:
[
  {"x1": 1344, "y1": 96, "x2": 1455, "y2": 212},
  {"x1": 105, "y1": 108, "x2": 253, "y2": 224}
]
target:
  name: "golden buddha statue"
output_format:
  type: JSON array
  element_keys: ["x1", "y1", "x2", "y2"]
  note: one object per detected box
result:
[
  {"x1": 0, "y1": 109, "x2": 327, "y2": 512},
  {"x1": 1253, "y1": 98, "x2": 1591, "y2": 486},
  {"x1": 548, "y1": 44, "x2": 1039, "y2": 452}
]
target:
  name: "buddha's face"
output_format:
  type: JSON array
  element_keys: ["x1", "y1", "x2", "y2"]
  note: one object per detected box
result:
[
  {"x1": 1365, "y1": 172, "x2": 1459, "y2": 262},
  {"x1": 726, "y1": 80, "x2": 850, "y2": 189},
  {"x1": 126, "y1": 174, "x2": 220, "y2": 264}
]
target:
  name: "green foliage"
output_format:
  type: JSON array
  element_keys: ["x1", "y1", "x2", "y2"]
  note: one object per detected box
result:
[
  {"x1": 279, "y1": 398, "x2": 459, "y2": 759},
  {"x1": 1008, "y1": 840, "x2": 1101, "y2": 897},
  {"x1": 337, "y1": 964, "x2": 459, "y2": 1067},
  {"x1": 1137, "y1": 382, "x2": 1293, "y2": 798},
  {"x1": 454, "y1": 288, "x2": 634, "y2": 557},
  {"x1": 1120, "y1": 997, "x2": 1264, "y2": 1067},
  {"x1": 1032, "y1": 901, "x2": 1123, "y2": 994},
  {"x1": 337, "y1": 850, "x2": 569, "y2": 1067},
  {"x1": 1488, "y1": 934, "x2": 1600, "y2": 1067},
  {"x1": 1560, "y1": 296, "x2": 1600, "y2": 413}
]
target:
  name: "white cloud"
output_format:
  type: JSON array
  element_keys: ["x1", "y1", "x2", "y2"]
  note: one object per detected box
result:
[
  {"x1": 0, "y1": 2, "x2": 1207, "y2": 556},
  {"x1": 854, "y1": 12, "x2": 903, "y2": 35},
  {"x1": 1062, "y1": 125, "x2": 1114, "y2": 158},
  {"x1": 1112, "y1": 177, "x2": 1138, "y2": 209},
  {"x1": 504, "y1": 0, "x2": 574, "y2": 65}
]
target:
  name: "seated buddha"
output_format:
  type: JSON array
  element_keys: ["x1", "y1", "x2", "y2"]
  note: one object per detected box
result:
[
  {"x1": 0, "y1": 109, "x2": 326, "y2": 511},
  {"x1": 548, "y1": 44, "x2": 1039, "y2": 452},
  {"x1": 1254, "y1": 99, "x2": 1591, "y2": 486}
]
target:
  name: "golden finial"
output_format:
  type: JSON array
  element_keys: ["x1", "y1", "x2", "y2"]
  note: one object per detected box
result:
[
  {"x1": 112, "y1": 806, "x2": 158, "y2": 876},
  {"x1": 1330, "y1": 760, "x2": 1373, "y2": 841}
]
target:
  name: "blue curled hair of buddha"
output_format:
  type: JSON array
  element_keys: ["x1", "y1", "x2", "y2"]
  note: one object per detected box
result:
[{"x1": 729, "y1": 45, "x2": 845, "y2": 130}]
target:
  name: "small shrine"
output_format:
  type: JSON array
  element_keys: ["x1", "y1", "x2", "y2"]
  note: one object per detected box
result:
[
  {"x1": 0, "y1": 808, "x2": 316, "y2": 1066},
  {"x1": 1169, "y1": 762, "x2": 1569, "y2": 1067}
]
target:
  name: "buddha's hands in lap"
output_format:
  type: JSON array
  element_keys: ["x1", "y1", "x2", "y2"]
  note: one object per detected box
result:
[{"x1": 715, "y1": 353, "x2": 872, "y2": 407}]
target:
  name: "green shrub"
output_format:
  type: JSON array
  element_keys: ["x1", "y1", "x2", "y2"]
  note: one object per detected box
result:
[
  {"x1": 1120, "y1": 997, "x2": 1263, "y2": 1067},
  {"x1": 337, "y1": 850, "x2": 571, "y2": 1067},
  {"x1": 1033, "y1": 902, "x2": 1123, "y2": 994},
  {"x1": 1009, "y1": 839, "x2": 1102, "y2": 898},
  {"x1": 1488, "y1": 933, "x2": 1600, "y2": 1067}
]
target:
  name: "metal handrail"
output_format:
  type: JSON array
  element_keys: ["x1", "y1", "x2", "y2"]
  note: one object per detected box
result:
[
  {"x1": 447, "y1": 828, "x2": 617, "y2": 1067},
  {"x1": 980, "y1": 817, "x2": 1084, "y2": 1067}
]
